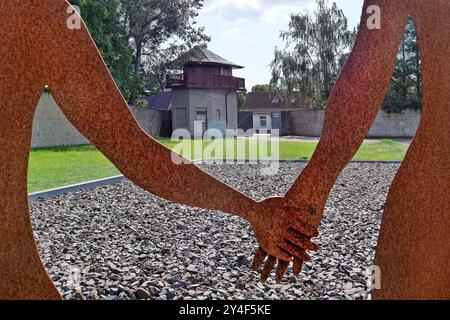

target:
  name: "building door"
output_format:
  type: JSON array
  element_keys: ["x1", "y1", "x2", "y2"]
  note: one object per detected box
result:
[
  {"x1": 194, "y1": 109, "x2": 208, "y2": 137},
  {"x1": 271, "y1": 112, "x2": 282, "y2": 132}
]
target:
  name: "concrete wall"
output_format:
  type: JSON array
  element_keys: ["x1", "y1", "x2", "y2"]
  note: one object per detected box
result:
[
  {"x1": 32, "y1": 93, "x2": 89, "y2": 148},
  {"x1": 33, "y1": 92, "x2": 420, "y2": 147},
  {"x1": 287, "y1": 109, "x2": 326, "y2": 137},
  {"x1": 129, "y1": 107, "x2": 162, "y2": 138},
  {"x1": 171, "y1": 88, "x2": 238, "y2": 135},
  {"x1": 171, "y1": 89, "x2": 190, "y2": 131},
  {"x1": 368, "y1": 109, "x2": 421, "y2": 138},
  {"x1": 286, "y1": 108, "x2": 421, "y2": 138},
  {"x1": 32, "y1": 93, "x2": 163, "y2": 149},
  {"x1": 226, "y1": 91, "x2": 238, "y2": 132}
]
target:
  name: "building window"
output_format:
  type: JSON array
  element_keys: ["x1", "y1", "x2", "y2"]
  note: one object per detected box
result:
[
  {"x1": 260, "y1": 116, "x2": 267, "y2": 127},
  {"x1": 217, "y1": 109, "x2": 221, "y2": 120}
]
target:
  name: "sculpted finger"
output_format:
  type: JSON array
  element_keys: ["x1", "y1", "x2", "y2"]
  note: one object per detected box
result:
[
  {"x1": 291, "y1": 220, "x2": 319, "y2": 238},
  {"x1": 293, "y1": 258, "x2": 304, "y2": 276},
  {"x1": 261, "y1": 256, "x2": 277, "y2": 283},
  {"x1": 275, "y1": 260, "x2": 290, "y2": 283},
  {"x1": 252, "y1": 247, "x2": 268, "y2": 271},
  {"x1": 286, "y1": 229, "x2": 320, "y2": 251},
  {"x1": 280, "y1": 241, "x2": 311, "y2": 261}
]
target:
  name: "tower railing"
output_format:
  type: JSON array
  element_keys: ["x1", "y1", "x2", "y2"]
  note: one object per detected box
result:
[{"x1": 166, "y1": 73, "x2": 246, "y2": 91}]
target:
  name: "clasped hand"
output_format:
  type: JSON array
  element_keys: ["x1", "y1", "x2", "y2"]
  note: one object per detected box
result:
[{"x1": 248, "y1": 197, "x2": 321, "y2": 283}]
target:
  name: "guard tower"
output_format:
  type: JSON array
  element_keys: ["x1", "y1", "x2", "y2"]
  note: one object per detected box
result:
[{"x1": 166, "y1": 46, "x2": 246, "y2": 136}]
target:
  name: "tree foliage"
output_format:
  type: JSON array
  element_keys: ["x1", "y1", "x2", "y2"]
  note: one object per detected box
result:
[
  {"x1": 383, "y1": 18, "x2": 422, "y2": 113},
  {"x1": 271, "y1": 1, "x2": 422, "y2": 113},
  {"x1": 70, "y1": 0, "x2": 134, "y2": 100},
  {"x1": 270, "y1": 0, "x2": 355, "y2": 108},
  {"x1": 118, "y1": 0, "x2": 210, "y2": 104},
  {"x1": 251, "y1": 84, "x2": 271, "y2": 92},
  {"x1": 237, "y1": 92, "x2": 246, "y2": 109},
  {"x1": 70, "y1": 0, "x2": 209, "y2": 104}
]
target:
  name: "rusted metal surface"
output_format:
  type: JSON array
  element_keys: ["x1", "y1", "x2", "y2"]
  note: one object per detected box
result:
[
  {"x1": 0, "y1": 0, "x2": 282, "y2": 300},
  {"x1": 285, "y1": 0, "x2": 450, "y2": 299},
  {"x1": 373, "y1": 0, "x2": 450, "y2": 300},
  {"x1": 0, "y1": 0, "x2": 316, "y2": 300},
  {"x1": 1, "y1": 0, "x2": 448, "y2": 300},
  {"x1": 250, "y1": 197, "x2": 320, "y2": 283}
]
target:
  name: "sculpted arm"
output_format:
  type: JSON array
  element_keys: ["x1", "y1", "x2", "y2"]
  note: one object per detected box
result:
[
  {"x1": 286, "y1": 0, "x2": 409, "y2": 225},
  {"x1": 42, "y1": 2, "x2": 257, "y2": 223}
]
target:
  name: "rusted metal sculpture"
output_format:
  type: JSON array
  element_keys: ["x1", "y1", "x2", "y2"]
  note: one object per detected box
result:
[
  {"x1": 0, "y1": 0, "x2": 316, "y2": 300},
  {"x1": 1, "y1": 0, "x2": 449, "y2": 301},
  {"x1": 262, "y1": 0, "x2": 449, "y2": 300}
]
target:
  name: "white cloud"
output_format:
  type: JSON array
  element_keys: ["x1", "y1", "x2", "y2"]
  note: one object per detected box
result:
[
  {"x1": 222, "y1": 27, "x2": 244, "y2": 38},
  {"x1": 203, "y1": 0, "x2": 315, "y2": 23},
  {"x1": 221, "y1": 27, "x2": 256, "y2": 44}
]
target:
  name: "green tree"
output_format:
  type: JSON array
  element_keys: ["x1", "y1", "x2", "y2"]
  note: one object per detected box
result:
[
  {"x1": 270, "y1": 0, "x2": 355, "y2": 108},
  {"x1": 251, "y1": 84, "x2": 271, "y2": 92},
  {"x1": 119, "y1": 0, "x2": 210, "y2": 105},
  {"x1": 69, "y1": 0, "x2": 134, "y2": 100},
  {"x1": 237, "y1": 92, "x2": 246, "y2": 109},
  {"x1": 383, "y1": 17, "x2": 422, "y2": 113}
]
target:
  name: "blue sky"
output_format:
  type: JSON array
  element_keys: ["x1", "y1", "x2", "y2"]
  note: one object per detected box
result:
[{"x1": 197, "y1": 0, "x2": 364, "y2": 90}]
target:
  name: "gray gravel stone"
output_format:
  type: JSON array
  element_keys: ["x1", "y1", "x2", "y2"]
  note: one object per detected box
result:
[
  {"x1": 30, "y1": 163, "x2": 399, "y2": 300},
  {"x1": 136, "y1": 288, "x2": 150, "y2": 300}
]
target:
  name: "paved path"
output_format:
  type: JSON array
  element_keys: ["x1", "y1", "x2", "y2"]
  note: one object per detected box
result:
[{"x1": 247, "y1": 135, "x2": 412, "y2": 146}]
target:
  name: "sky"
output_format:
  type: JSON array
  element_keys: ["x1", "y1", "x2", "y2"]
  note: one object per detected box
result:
[{"x1": 197, "y1": 0, "x2": 365, "y2": 90}]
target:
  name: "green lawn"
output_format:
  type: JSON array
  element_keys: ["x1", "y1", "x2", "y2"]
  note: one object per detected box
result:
[
  {"x1": 353, "y1": 139, "x2": 407, "y2": 161},
  {"x1": 159, "y1": 138, "x2": 407, "y2": 162},
  {"x1": 28, "y1": 145, "x2": 120, "y2": 193},
  {"x1": 28, "y1": 139, "x2": 407, "y2": 193}
]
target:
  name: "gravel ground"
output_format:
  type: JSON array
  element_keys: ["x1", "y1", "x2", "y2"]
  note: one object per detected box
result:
[{"x1": 30, "y1": 163, "x2": 399, "y2": 300}]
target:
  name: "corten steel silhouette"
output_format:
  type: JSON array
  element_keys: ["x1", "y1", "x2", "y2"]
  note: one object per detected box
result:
[
  {"x1": 1, "y1": 0, "x2": 449, "y2": 301},
  {"x1": 256, "y1": 0, "x2": 449, "y2": 300},
  {"x1": 0, "y1": 0, "x2": 317, "y2": 300}
]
